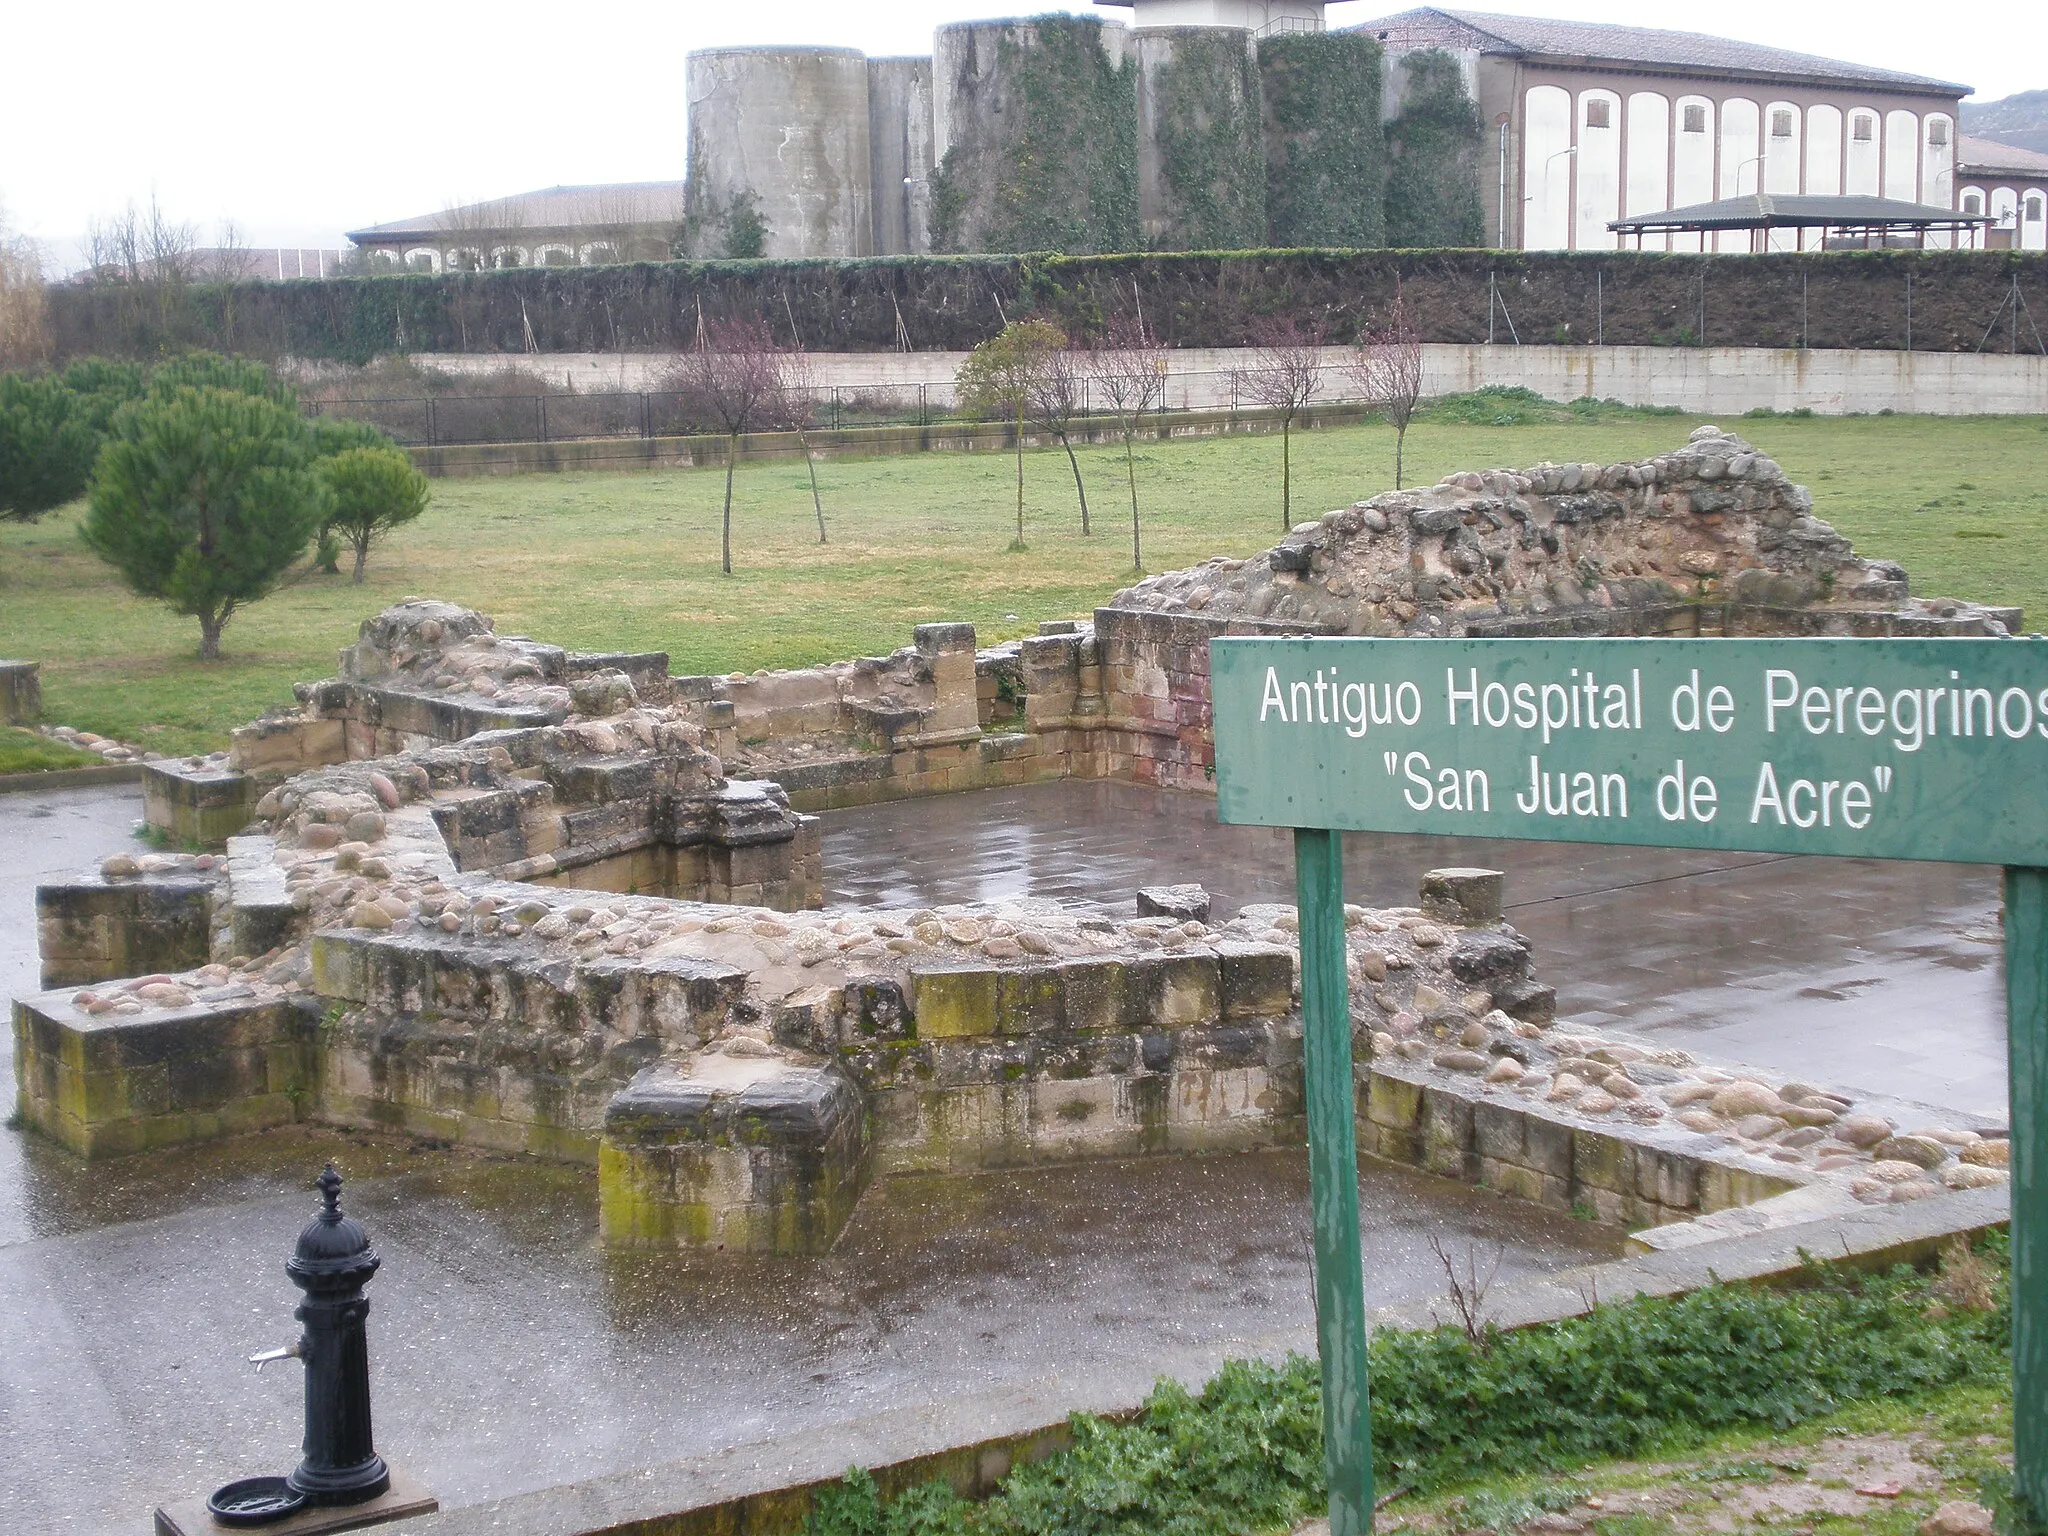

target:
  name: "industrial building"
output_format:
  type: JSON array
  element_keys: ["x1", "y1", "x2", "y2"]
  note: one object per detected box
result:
[
  {"x1": 1958, "y1": 135, "x2": 2048, "y2": 250},
  {"x1": 343, "y1": 4, "x2": 1990, "y2": 265},
  {"x1": 1352, "y1": 9, "x2": 1969, "y2": 251},
  {"x1": 345, "y1": 183, "x2": 687, "y2": 273}
]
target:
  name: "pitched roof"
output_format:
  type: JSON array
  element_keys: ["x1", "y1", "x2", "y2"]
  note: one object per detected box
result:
[
  {"x1": 1346, "y1": 8, "x2": 1969, "y2": 96},
  {"x1": 1957, "y1": 134, "x2": 2048, "y2": 178},
  {"x1": 347, "y1": 182, "x2": 687, "y2": 244}
]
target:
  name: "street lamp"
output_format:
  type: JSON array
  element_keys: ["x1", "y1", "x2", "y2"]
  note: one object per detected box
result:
[{"x1": 1528, "y1": 145, "x2": 1577, "y2": 250}]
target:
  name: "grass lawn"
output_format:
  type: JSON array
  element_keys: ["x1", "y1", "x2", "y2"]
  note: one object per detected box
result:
[
  {"x1": 0, "y1": 726, "x2": 99, "y2": 775},
  {"x1": 1, "y1": 407, "x2": 2043, "y2": 755}
]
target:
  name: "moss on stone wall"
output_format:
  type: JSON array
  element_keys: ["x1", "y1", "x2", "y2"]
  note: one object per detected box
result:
[
  {"x1": 1384, "y1": 50, "x2": 1487, "y2": 249},
  {"x1": 1258, "y1": 32, "x2": 1388, "y2": 251},
  {"x1": 929, "y1": 17, "x2": 1138, "y2": 256},
  {"x1": 1151, "y1": 31, "x2": 1268, "y2": 252}
]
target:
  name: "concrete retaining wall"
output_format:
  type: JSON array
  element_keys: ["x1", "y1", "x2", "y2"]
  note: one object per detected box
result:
[{"x1": 390, "y1": 343, "x2": 2048, "y2": 417}]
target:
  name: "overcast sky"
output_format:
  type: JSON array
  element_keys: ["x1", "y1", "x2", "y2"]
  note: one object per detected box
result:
[{"x1": 1, "y1": 0, "x2": 2035, "y2": 264}]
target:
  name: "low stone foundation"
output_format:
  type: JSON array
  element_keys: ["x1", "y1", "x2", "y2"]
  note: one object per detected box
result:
[
  {"x1": 1361, "y1": 1060, "x2": 1801, "y2": 1231},
  {"x1": 13, "y1": 430, "x2": 2021, "y2": 1255},
  {"x1": 601, "y1": 1057, "x2": 871, "y2": 1253},
  {"x1": 12, "y1": 991, "x2": 315, "y2": 1158},
  {"x1": 35, "y1": 855, "x2": 222, "y2": 988}
]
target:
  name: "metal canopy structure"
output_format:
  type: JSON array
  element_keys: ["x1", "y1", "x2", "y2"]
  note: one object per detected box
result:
[{"x1": 1610, "y1": 193, "x2": 1991, "y2": 249}]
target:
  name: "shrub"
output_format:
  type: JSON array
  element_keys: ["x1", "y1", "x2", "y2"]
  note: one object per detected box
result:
[
  {"x1": 0, "y1": 374, "x2": 98, "y2": 522},
  {"x1": 146, "y1": 350, "x2": 289, "y2": 404},
  {"x1": 317, "y1": 444, "x2": 429, "y2": 583},
  {"x1": 805, "y1": 1247, "x2": 2010, "y2": 1536},
  {"x1": 81, "y1": 385, "x2": 327, "y2": 658},
  {"x1": 57, "y1": 358, "x2": 148, "y2": 436}
]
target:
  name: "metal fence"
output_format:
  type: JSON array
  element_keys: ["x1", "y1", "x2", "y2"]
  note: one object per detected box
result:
[{"x1": 303, "y1": 369, "x2": 1379, "y2": 449}]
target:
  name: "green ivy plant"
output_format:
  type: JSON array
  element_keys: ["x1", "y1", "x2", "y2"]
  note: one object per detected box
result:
[
  {"x1": 1384, "y1": 49, "x2": 1486, "y2": 249},
  {"x1": 930, "y1": 16, "x2": 1139, "y2": 256},
  {"x1": 1151, "y1": 30, "x2": 1267, "y2": 252},
  {"x1": 1258, "y1": 32, "x2": 1388, "y2": 250}
]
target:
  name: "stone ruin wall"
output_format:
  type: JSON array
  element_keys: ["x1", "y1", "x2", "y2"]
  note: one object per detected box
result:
[
  {"x1": 1096, "y1": 425, "x2": 2020, "y2": 791},
  {"x1": 13, "y1": 427, "x2": 2019, "y2": 1254}
]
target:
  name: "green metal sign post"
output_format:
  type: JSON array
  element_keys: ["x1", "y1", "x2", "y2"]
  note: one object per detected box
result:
[{"x1": 1210, "y1": 636, "x2": 2048, "y2": 1532}]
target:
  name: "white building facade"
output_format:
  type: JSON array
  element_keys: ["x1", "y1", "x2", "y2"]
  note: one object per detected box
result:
[
  {"x1": 1352, "y1": 9, "x2": 1969, "y2": 252},
  {"x1": 1957, "y1": 136, "x2": 2048, "y2": 251},
  {"x1": 1095, "y1": 0, "x2": 1326, "y2": 33}
]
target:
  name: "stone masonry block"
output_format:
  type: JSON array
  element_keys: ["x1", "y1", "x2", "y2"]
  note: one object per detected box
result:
[
  {"x1": 996, "y1": 968, "x2": 1065, "y2": 1035},
  {"x1": 1421, "y1": 1086, "x2": 1475, "y2": 1178},
  {"x1": 1367, "y1": 1072, "x2": 1423, "y2": 1130},
  {"x1": 1137, "y1": 884, "x2": 1211, "y2": 922},
  {"x1": 1058, "y1": 958, "x2": 1126, "y2": 1033},
  {"x1": 1522, "y1": 1113, "x2": 1575, "y2": 1180},
  {"x1": 1572, "y1": 1130, "x2": 1631, "y2": 1195},
  {"x1": 1485, "y1": 1160, "x2": 1545, "y2": 1205},
  {"x1": 911, "y1": 967, "x2": 999, "y2": 1039},
  {"x1": 1419, "y1": 869, "x2": 1505, "y2": 926},
  {"x1": 1470, "y1": 1099, "x2": 1526, "y2": 1164},
  {"x1": 1131, "y1": 953, "x2": 1220, "y2": 1029},
  {"x1": 1217, "y1": 943, "x2": 1293, "y2": 1019},
  {"x1": 310, "y1": 932, "x2": 370, "y2": 1002}
]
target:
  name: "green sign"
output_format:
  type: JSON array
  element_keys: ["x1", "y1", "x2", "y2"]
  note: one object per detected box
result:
[
  {"x1": 1209, "y1": 634, "x2": 2048, "y2": 1536},
  {"x1": 1213, "y1": 637, "x2": 2048, "y2": 866}
]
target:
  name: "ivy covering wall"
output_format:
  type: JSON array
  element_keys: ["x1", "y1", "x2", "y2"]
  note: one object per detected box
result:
[
  {"x1": 929, "y1": 17, "x2": 1139, "y2": 257},
  {"x1": 1258, "y1": 32, "x2": 1388, "y2": 251},
  {"x1": 1384, "y1": 49, "x2": 1487, "y2": 249},
  {"x1": 1148, "y1": 30, "x2": 1268, "y2": 252}
]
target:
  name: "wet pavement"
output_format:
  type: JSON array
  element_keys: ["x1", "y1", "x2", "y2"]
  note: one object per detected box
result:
[
  {"x1": 0, "y1": 778, "x2": 2002, "y2": 1529},
  {"x1": 1, "y1": 1139, "x2": 1614, "y2": 1533},
  {"x1": 0, "y1": 783, "x2": 147, "y2": 1250},
  {"x1": 823, "y1": 781, "x2": 2007, "y2": 1118},
  {"x1": 0, "y1": 786, "x2": 1617, "y2": 1532}
]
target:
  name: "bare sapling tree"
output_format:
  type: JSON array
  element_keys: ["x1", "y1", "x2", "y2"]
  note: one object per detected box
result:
[
  {"x1": 211, "y1": 219, "x2": 259, "y2": 282},
  {"x1": 958, "y1": 319, "x2": 1063, "y2": 551},
  {"x1": 0, "y1": 200, "x2": 50, "y2": 369},
  {"x1": 1347, "y1": 293, "x2": 1426, "y2": 489},
  {"x1": 662, "y1": 316, "x2": 800, "y2": 575},
  {"x1": 1027, "y1": 340, "x2": 1092, "y2": 535},
  {"x1": 142, "y1": 194, "x2": 200, "y2": 288},
  {"x1": 1240, "y1": 316, "x2": 1327, "y2": 530},
  {"x1": 1088, "y1": 311, "x2": 1167, "y2": 572},
  {"x1": 85, "y1": 201, "x2": 145, "y2": 283},
  {"x1": 783, "y1": 345, "x2": 829, "y2": 543},
  {"x1": 1428, "y1": 1235, "x2": 1503, "y2": 1353}
]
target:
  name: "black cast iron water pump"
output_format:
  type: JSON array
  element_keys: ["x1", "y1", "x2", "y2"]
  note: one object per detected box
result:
[{"x1": 209, "y1": 1163, "x2": 390, "y2": 1524}]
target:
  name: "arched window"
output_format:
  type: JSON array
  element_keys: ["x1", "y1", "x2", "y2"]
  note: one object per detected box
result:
[
  {"x1": 1576, "y1": 89, "x2": 1623, "y2": 249},
  {"x1": 403, "y1": 247, "x2": 441, "y2": 273},
  {"x1": 1520, "y1": 85, "x2": 1573, "y2": 251}
]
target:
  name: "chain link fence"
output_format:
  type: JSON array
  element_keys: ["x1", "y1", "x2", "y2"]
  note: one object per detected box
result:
[{"x1": 303, "y1": 370, "x2": 1389, "y2": 449}]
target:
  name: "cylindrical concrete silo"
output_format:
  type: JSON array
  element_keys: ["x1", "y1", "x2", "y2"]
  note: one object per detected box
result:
[
  {"x1": 1135, "y1": 26, "x2": 1266, "y2": 251},
  {"x1": 868, "y1": 56, "x2": 936, "y2": 256},
  {"x1": 931, "y1": 17, "x2": 1138, "y2": 255},
  {"x1": 685, "y1": 47, "x2": 875, "y2": 260}
]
